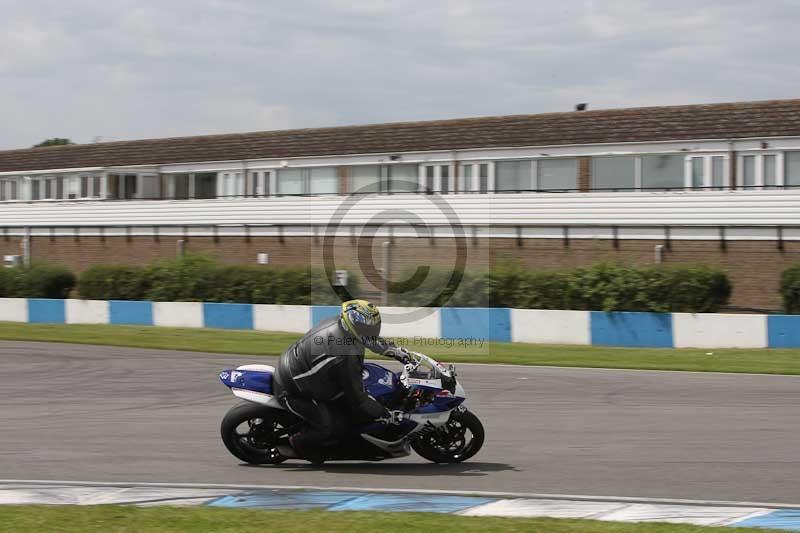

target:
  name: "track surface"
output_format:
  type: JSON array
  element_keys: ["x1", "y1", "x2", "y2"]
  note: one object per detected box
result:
[{"x1": 1, "y1": 341, "x2": 798, "y2": 503}]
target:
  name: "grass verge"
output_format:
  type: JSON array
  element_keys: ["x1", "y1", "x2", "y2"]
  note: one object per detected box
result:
[
  {"x1": 0, "y1": 506, "x2": 782, "y2": 533},
  {"x1": 2, "y1": 321, "x2": 800, "y2": 375}
]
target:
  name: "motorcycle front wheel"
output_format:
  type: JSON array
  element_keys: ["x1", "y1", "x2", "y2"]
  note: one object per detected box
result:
[
  {"x1": 411, "y1": 409, "x2": 484, "y2": 463},
  {"x1": 220, "y1": 402, "x2": 293, "y2": 465}
]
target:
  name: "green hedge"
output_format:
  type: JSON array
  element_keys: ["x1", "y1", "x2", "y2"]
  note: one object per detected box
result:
[
  {"x1": 390, "y1": 261, "x2": 731, "y2": 313},
  {"x1": 0, "y1": 264, "x2": 76, "y2": 299},
  {"x1": 76, "y1": 265, "x2": 151, "y2": 301},
  {"x1": 70, "y1": 257, "x2": 733, "y2": 313},
  {"x1": 781, "y1": 264, "x2": 800, "y2": 313},
  {"x1": 77, "y1": 256, "x2": 360, "y2": 305}
]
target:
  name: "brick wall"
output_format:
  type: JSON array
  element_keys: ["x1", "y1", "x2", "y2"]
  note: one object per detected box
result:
[{"x1": 3, "y1": 233, "x2": 798, "y2": 310}]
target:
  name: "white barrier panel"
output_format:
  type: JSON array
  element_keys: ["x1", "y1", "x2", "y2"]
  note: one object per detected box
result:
[
  {"x1": 511, "y1": 309, "x2": 591, "y2": 345},
  {"x1": 153, "y1": 302, "x2": 203, "y2": 328},
  {"x1": 65, "y1": 299, "x2": 109, "y2": 324},
  {"x1": 380, "y1": 307, "x2": 441, "y2": 339},
  {"x1": 0, "y1": 298, "x2": 27, "y2": 322},
  {"x1": 253, "y1": 305, "x2": 311, "y2": 333},
  {"x1": 673, "y1": 313, "x2": 768, "y2": 348}
]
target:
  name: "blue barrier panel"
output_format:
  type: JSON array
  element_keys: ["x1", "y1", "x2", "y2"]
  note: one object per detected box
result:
[
  {"x1": 590, "y1": 311, "x2": 673, "y2": 348},
  {"x1": 312, "y1": 306, "x2": 341, "y2": 328},
  {"x1": 440, "y1": 307, "x2": 512, "y2": 343},
  {"x1": 109, "y1": 300, "x2": 153, "y2": 326},
  {"x1": 203, "y1": 303, "x2": 254, "y2": 330},
  {"x1": 767, "y1": 315, "x2": 800, "y2": 348},
  {"x1": 27, "y1": 299, "x2": 65, "y2": 324}
]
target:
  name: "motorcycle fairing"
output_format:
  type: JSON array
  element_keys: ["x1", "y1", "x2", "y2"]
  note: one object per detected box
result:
[
  {"x1": 361, "y1": 362, "x2": 398, "y2": 401},
  {"x1": 219, "y1": 365, "x2": 283, "y2": 410},
  {"x1": 219, "y1": 364, "x2": 275, "y2": 394}
]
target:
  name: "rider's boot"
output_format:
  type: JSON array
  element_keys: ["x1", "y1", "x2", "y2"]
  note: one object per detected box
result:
[
  {"x1": 275, "y1": 441, "x2": 299, "y2": 459},
  {"x1": 288, "y1": 434, "x2": 325, "y2": 465}
]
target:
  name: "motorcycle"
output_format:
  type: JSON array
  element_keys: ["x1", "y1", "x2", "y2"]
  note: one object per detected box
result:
[{"x1": 218, "y1": 351, "x2": 484, "y2": 464}]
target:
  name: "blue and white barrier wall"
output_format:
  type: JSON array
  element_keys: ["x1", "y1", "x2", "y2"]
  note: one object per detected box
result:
[{"x1": 1, "y1": 297, "x2": 799, "y2": 348}]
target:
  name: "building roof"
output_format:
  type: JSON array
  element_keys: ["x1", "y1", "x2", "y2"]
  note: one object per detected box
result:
[{"x1": 2, "y1": 98, "x2": 800, "y2": 173}]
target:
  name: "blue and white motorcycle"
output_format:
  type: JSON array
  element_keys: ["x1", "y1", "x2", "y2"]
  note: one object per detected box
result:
[{"x1": 218, "y1": 351, "x2": 484, "y2": 464}]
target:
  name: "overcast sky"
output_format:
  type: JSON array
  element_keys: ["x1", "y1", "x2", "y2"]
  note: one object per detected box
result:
[{"x1": 1, "y1": 0, "x2": 798, "y2": 149}]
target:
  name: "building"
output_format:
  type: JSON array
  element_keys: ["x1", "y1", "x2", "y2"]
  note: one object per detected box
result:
[{"x1": 2, "y1": 98, "x2": 800, "y2": 310}]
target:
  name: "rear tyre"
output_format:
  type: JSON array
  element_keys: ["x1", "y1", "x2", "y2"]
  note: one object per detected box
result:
[
  {"x1": 411, "y1": 409, "x2": 485, "y2": 463},
  {"x1": 220, "y1": 402, "x2": 293, "y2": 465}
]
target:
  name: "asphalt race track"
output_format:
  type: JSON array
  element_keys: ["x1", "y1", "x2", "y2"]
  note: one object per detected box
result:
[{"x1": 1, "y1": 341, "x2": 798, "y2": 504}]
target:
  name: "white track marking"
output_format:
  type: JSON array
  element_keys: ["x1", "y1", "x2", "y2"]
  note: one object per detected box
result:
[{"x1": 1, "y1": 480, "x2": 798, "y2": 510}]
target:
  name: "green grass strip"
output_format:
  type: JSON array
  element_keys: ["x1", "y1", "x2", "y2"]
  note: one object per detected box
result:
[
  {"x1": 0, "y1": 505, "x2": 783, "y2": 533},
  {"x1": 2, "y1": 322, "x2": 800, "y2": 375}
]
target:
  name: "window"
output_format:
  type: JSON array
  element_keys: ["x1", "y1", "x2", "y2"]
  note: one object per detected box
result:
[
  {"x1": 31, "y1": 180, "x2": 41, "y2": 200},
  {"x1": 384, "y1": 164, "x2": 418, "y2": 193},
  {"x1": 764, "y1": 155, "x2": 777, "y2": 188},
  {"x1": 592, "y1": 156, "x2": 636, "y2": 190},
  {"x1": 249, "y1": 171, "x2": 271, "y2": 197},
  {"x1": 221, "y1": 172, "x2": 244, "y2": 197},
  {"x1": 441, "y1": 165, "x2": 450, "y2": 193},
  {"x1": 276, "y1": 167, "x2": 337, "y2": 195},
  {"x1": 172, "y1": 174, "x2": 190, "y2": 199},
  {"x1": 461, "y1": 164, "x2": 473, "y2": 193},
  {"x1": 479, "y1": 163, "x2": 489, "y2": 193},
  {"x1": 276, "y1": 169, "x2": 302, "y2": 195},
  {"x1": 309, "y1": 167, "x2": 338, "y2": 195},
  {"x1": 538, "y1": 158, "x2": 577, "y2": 190},
  {"x1": 711, "y1": 157, "x2": 725, "y2": 189},
  {"x1": 421, "y1": 164, "x2": 453, "y2": 194},
  {"x1": 124, "y1": 175, "x2": 138, "y2": 199},
  {"x1": 457, "y1": 162, "x2": 494, "y2": 193},
  {"x1": 691, "y1": 158, "x2": 704, "y2": 189},
  {"x1": 138, "y1": 175, "x2": 158, "y2": 199},
  {"x1": 351, "y1": 165, "x2": 380, "y2": 193},
  {"x1": 0, "y1": 180, "x2": 6, "y2": 201},
  {"x1": 786, "y1": 152, "x2": 800, "y2": 187},
  {"x1": 195, "y1": 172, "x2": 217, "y2": 199},
  {"x1": 424, "y1": 165, "x2": 435, "y2": 193},
  {"x1": 742, "y1": 156, "x2": 756, "y2": 189},
  {"x1": 690, "y1": 155, "x2": 728, "y2": 190},
  {"x1": 641, "y1": 154, "x2": 684, "y2": 189},
  {"x1": 495, "y1": 160, "x2": 532, "y2": 192},
  {"x1": 106, "y1": 174, "x2": 120, "y2": 200},
  {"x1": 349, "y1": 164, "x2": 417, "y2": 194}
]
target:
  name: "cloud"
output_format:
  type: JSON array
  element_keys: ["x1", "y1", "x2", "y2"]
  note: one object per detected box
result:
[{"x1": 0, "y1": 0, "x2": 798, "y2": 149}]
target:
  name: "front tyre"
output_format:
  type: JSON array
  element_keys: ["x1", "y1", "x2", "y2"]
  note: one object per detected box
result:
[
  {"x1": 220, "y1": 402, "x2": 292, "y2": 465},
  {"x1": 411, "y1": 409, "x2": 484, "y2": 463}
]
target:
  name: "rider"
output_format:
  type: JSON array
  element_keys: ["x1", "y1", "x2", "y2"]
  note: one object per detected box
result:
[{"x1": 273, "y1": 299, "x2": 408, "y2": 462}]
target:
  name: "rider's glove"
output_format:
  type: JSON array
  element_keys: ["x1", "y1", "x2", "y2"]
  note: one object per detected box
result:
[
  {"x1": 369, "y1": 336, "x2": 411, "y2": 364},
  {"x1": 383, "y1": 345, "x2": 411, "y2": 365},
  {"x1": 378, "y1": 410, "x2": 404, "y2": 425}
]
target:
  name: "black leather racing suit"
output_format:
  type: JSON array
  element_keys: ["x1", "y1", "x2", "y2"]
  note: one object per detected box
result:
[{"x1": 273, "y1": 316, "x2": 389, "y2": 454}]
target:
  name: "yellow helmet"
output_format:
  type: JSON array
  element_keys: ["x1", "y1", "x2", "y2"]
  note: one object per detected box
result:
[{"x1": 341, "y1": 299, "x2": 382, "y2": 342}]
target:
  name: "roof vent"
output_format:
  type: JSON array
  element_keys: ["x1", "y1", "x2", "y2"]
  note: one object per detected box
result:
[{"x1": 575, "y1": 103, "x2": 588, "y2": 111}]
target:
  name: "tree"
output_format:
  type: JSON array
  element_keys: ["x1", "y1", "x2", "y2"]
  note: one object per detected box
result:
[{"x1": 33, "y1": 138, "x2": 74, "y2": 148}]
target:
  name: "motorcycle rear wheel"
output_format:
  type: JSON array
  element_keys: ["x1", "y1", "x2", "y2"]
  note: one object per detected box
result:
[
  {"x1": 411, "y1": 409, "x2": 484, "y2": 463},
  {"x1": 220, "y1": 402, "x2": 292, "y2": 465}
]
